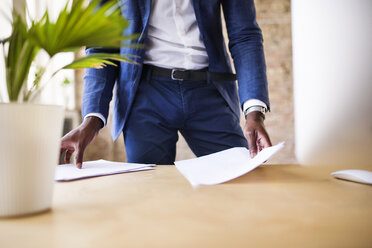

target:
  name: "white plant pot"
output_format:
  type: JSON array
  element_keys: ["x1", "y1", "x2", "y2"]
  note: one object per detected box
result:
[{"x1": 0, "y1": 103, "x2": 64, "y2": 217}]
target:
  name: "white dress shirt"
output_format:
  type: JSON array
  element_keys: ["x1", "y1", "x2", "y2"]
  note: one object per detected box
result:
[
  {"x1": 144, "y1": 0, "x2": 209, "y2": 69},
  {"x1": 85, "y1": 0, "x2": 267, "y2": 126}
]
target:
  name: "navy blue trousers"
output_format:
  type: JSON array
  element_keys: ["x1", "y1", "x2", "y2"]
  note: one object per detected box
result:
[{"x1": 124, "y1": 69, "x2": 248, "y2": 164}]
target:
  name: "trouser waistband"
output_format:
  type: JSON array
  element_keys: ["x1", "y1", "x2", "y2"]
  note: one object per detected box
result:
[{"x1": 142, "y1": 64, "x2": 237, "y2": 82}]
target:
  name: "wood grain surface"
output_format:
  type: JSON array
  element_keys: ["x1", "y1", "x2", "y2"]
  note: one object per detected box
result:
[{"x1": 0, "y1": 164, "x2": 371, "y2": 248}]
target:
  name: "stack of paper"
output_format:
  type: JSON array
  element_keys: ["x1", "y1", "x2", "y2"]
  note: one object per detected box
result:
[
  {"x1": 55, "y1": 160, "x2": 155, "y2": 181},
  {"x1": 175, "y1": 142, "x2": 284, "y2": 187}
]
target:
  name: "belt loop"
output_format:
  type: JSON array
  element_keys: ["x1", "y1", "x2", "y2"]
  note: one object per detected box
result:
[
  {"x1": 206, "y1": 71, "x2": 211, "y2": 84},
  {"x1": 144, "y1": 64, "x2": 152, "y2": 82}
]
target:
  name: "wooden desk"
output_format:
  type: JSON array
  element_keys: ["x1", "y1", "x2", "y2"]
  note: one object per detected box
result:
[{"x1": 0, "y1": 164, "x2": 371, "y2": 248}]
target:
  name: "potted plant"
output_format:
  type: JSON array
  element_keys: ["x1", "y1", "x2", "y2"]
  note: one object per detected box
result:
[{"x1": 0, "y1": 0, "x2": 136, "y2": 217}]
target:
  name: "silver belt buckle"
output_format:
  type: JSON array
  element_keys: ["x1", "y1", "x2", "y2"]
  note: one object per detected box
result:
[{"x1": 171, "y1": 69, "x2": 185, "y2": 81}]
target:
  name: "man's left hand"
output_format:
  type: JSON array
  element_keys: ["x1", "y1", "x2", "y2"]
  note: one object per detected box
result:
[{"x1": 244, "y1": 111, "x2": 272, "y2": 158}]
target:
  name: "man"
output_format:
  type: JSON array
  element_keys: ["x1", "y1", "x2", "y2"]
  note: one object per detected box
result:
[{"x1": 60, "y1": 0, "x2": 272, "y2": 168}]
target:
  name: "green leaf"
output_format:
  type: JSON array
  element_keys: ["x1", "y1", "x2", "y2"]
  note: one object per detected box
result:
[
  {"x1": 27, "y1": 0, "x2": 133, "y2": 57},
  {"x1": 5, "y1": 13, "x2": 39, "y2": 101},
  {"x1": 3, "y1": 0, "x2": 140, "y2": 102},
  {"x1": 63, "y1": 53, "x2": 139, "y2": 69}
]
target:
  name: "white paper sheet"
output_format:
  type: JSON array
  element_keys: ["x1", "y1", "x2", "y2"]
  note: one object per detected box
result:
[
  {"x1": 175, "y1": 142, "x2": 285, "y2": 187},
  {"x1": 55, "y1": 160, "x2": 155, "y2": 181}
]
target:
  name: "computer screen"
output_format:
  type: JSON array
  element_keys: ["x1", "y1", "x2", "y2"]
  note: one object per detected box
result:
[{"x1": 292, "y1": 0, "x2": 372, "y2": 167}]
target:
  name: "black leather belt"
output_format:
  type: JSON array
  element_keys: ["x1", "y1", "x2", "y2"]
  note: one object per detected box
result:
[{"x1": 143, "y1": 64, "x2": 236, "y2": 82}]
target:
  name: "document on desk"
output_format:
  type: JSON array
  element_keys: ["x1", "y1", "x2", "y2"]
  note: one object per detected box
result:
[
  {"x1": 175, "y1": 142, "x2": 284, "y2": 187},
  {"x1": 55, "y1": 160, "x2": 155, "y2": 181}
]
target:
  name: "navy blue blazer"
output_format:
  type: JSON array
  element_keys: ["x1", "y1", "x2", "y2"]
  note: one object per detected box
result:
[{"x1": 82, "y1": 0, "x2": 269, "y2": 141}]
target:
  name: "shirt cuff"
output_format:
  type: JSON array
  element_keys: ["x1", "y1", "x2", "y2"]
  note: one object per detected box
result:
[
  {"x1": 243, "y1": 99, "x2": 268, "y2": 113},
  {"x1": 84, "y1": 113, "x2": 106, "y2": 128}
]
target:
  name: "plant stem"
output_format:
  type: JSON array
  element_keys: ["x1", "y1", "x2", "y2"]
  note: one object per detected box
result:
[
  {"x1": 24, "y1": 53, "x2": 55, "y2": 102},
  {"x1": 23, "y1": 65, "x2": 47, "y2": 101},
  {"x1": 27, "y1": 65, "x2": 62, "y2": 102}
]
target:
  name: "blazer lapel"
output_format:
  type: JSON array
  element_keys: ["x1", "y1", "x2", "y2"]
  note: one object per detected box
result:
[
  {"x1": 139, "y1": 0, "x2": 152, "y2": 26},
  {"x1": 191, "y1": 0, "x2": 200, "y2": 22}
]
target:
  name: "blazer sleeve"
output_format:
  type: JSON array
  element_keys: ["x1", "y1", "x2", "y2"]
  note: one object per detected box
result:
[
  {"x1": 221, "y1": 0, "x2": 270, "y2": 110},
  {"x1": 81, "y1": 0, "x2": 120, "y2": 121},
  {"x1": 81, "y1": 47, "x2": 120, "y2": 122}
]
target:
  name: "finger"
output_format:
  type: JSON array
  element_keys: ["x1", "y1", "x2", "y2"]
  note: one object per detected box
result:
[
  {"x1": 257, "y1": 141, "x2": 265, "y2": 152},
  {"x1": 59, "y1": 149, "x2": 65, "y2": 165},
  {"x1": 245, "y1": 130, "x2": 258, "y2": 158},
  {"x1": 257, "y1": 135, "x2": 268, "y2": 152},
  {"x1": 59, "y1": 140, "x2": 71, "y2": 165},
  {"x1": 259, "y1": 129, "x2": 272, "y2": 149},
  {"x1": 59, "y1": 145, "x2": 67, "y2": 165},
  {"x1": 65, "y1": 150, "x2": 73, "y2": 164},
  {"x1": 75, "y1": 146, "x2": 85, "y2": 169}
]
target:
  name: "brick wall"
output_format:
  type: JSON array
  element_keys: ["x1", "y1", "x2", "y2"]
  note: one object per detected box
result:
[{"x1": 254, "y1": 0, "x2": 295, "y2": 163}]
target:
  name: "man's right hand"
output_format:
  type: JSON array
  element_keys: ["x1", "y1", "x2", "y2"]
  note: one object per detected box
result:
[{"x1": 59, "y1": 116, "x2": 103, "y2": 169}]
